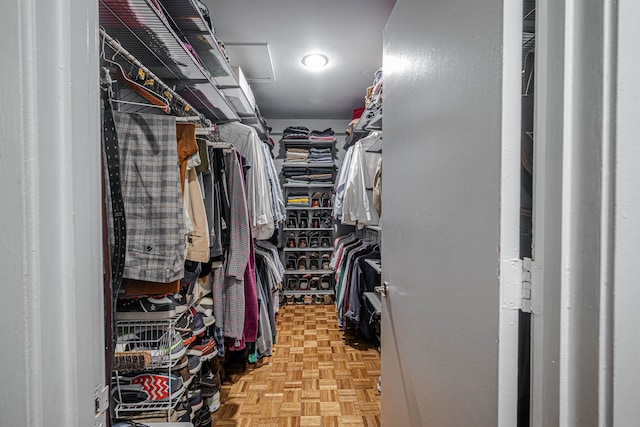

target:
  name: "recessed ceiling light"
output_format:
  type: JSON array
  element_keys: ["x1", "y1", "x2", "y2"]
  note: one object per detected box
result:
[{"x1": 301, "y1": 54, "x2": 329, "y2": 70}]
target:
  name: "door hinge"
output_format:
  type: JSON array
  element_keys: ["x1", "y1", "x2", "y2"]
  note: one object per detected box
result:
[
  {"x1": 94, "y1": 383, "x2": 109, "y2": 426},
  {"x1": 519, "y1": 257, "x2": 532, "y2": 313}
]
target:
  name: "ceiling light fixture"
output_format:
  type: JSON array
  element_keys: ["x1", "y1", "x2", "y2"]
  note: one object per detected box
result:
[{"x1": 301, "y1": 54, "x2": 329, "y2": 70}]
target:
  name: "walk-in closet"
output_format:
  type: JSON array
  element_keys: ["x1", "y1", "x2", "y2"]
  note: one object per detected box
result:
[{"x1": 3, "y1": 0, "x2": 640, "y2": 426}]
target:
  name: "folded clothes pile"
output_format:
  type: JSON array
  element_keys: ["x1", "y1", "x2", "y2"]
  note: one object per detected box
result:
[
  {"x1": 308, "y1": 147, "x2": 332, "y2": 164},
  {"x1": 283, "y1": 126, "x2": 310, "y2": 140},
  {"x1": 283, "y1": 126, "x2": 336, "y2": 141},
  {"x1": 285, "y1": 147, "x2": 309, "y2": 163},
  {"x1": 287, "y1": 192, "x2": 310, "y2": 207},
  {"x1": 309, "y1": 128, "x2": 335, "y2": 142},
  {"x1": 309, "y1": 173, "x2": 333, "y2": 183}
]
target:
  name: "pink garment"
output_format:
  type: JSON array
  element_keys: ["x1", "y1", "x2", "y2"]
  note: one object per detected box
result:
[{"x1": 228, "y1": 153, "x2": 259, "y2": 351}]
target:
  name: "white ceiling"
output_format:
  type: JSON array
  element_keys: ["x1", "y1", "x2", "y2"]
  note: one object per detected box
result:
[{"x1": 206, "y1": 0, "x2": 397, "y2": 120}]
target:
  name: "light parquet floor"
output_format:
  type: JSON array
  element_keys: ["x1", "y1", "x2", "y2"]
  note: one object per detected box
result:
[{"x1": 212, "y1": 304, "x2": 381, "y2": 427}]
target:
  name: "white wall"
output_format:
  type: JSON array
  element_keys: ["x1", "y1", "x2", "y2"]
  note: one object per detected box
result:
[{"x1": 0, "y1": 1, "x2": 104, "y2": 426}]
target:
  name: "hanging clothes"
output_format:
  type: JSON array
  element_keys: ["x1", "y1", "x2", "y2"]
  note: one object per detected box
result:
[
  {"x1": 111, "y1": 111, "x2": 186, "y2": 283},
  {"x1": 340, "y1": 131, "x2": 382, "y2": 227},
  {"x1": 212, "y1": 150, "x2": 251, "y2": 345},
  {"x1": 218, "y1": 122, "x2": 280, "y2": 239}
]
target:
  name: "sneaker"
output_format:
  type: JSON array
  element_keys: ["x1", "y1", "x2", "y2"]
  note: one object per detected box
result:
[
  {"x1": 166, "y1": 292, "x2": 189, "y2": 314},
  {"x1": 117, "y1": 296, "x2": 177, "y2": 320},
  {"x1": 190, "y1": 312, "x2": 207, "y2": 336},
  {"x1": 208, "y1": 390, "x2": 221, "y2": 413},
  {"x1": 294, "y1": 295, "x2": 304, "y2": 305},
  {"x1": 320, "y1": 274, "x2": 331, "y2": 290},
  {"x1": 195, "y1": 296, "x2": 214, "y2": 318},
  {"x1": 173, "y1": 354, "x2": 189, "y2": 370},
  {"x1": 188, "y1": 388, "x2": 204, "y2": 412},
  {"x1": 113, "y1": 371, "x2": 184, "y2": 401},
  {"x1": 110, "y1": 384, "x2": 151, "y2": 404},
  {"x1": 194, "y1": 406, "x2": 212, "y2": 427},
  {"x1": 175, "y1": 311, "x2": 194, "y2": 343},
  {"x1": 133, "y1": 329, "x2": 186, "y2": 362},
  {"x1": 188, "y1": 337, "x2": 218, "y2": 361},
  {"x1": 188, "y1": 354, "x2": 202, "y2": 375}
]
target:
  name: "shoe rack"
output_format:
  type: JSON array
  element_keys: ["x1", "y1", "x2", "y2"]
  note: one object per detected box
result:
[{"x1": 281, "y1": 137, "x2": 336, "y2": 305}]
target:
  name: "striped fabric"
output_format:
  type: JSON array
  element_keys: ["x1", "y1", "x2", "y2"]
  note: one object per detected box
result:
[{"x1": 112, "y1": 112, "x2": 186, "y2": 283}]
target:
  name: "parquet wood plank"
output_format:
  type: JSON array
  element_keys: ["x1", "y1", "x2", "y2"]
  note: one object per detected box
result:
[{"x1": 211, "y1": 305, "x2": 380, "y2": 426}]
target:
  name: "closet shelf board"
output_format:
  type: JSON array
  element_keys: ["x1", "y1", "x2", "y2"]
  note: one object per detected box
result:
[
  {"x1": 283, "y1": 183, "x2": 335, "y2": 188},
  {"x1": 158, "y1": 0, "x2": 237, "y2": 87},
  {"x1": 282, "y1": 162, "x2": 335, "y2": 168},
  {"x1": 284, "y1": 270, "x2": 334, "y2": 275},
  {"x1": 283, "y1": 228, "x2": 334, "y2": 231},
  {"x1": 363, "y1": 292, "x2": 382, "y2": 316},
  {"x1": 241, "y1": 115, "x2": 270, "y2": 142},
  {"x1": 99, "y1": 0, "x2": 238, "y2": 123},
  {"x1": 365, "y1": 110, "x2": 383, "y2": 131},
  {"x1": 364, "y1": 259, "x2": 382, "y2": 275},
  {"x1": 113, "y1": 388, "x2": 186, "y2": 416},
  {"x1": 281, "y1": 138, "x2": 337, "y2": 146},
  {"x1": 156, "y1": 0, "x2": 267, "y2": 135},
  {"x1": 283, "y1": 247, "x2": 334, "y2": 252},
  {"x1": 285, "y1": 207, "x2": 333, "y2": 211},
  {"x1": 283, "y1": 290, "x2": 335, "y2": 296}
]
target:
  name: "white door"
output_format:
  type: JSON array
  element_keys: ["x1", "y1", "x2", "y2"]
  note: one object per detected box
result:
[
  {"x1": 380, "y1": 0, "x2": 523, "y2": 425},
  {"x1": 0, "y1": 2, "x2": 106, "y2": 426}
]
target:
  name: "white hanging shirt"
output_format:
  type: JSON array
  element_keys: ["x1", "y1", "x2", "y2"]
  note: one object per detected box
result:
[{"x1": 218, "y1": 122, "x2": 275, "y2": 240}]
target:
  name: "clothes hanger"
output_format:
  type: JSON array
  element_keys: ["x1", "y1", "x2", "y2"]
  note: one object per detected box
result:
[{"x1": 100, "y1": 32, "x2": 171, "y2": 113}]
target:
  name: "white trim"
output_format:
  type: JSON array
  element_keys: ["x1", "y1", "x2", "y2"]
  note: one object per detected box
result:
[
  {"x1": 598, "y1": 0, "x2": 616, "y2": 424},
  {"x1": 497, "y1": 0, "x2": 522, "y2": 425}
]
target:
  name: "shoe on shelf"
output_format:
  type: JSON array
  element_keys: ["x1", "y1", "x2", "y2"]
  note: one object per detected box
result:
[
  {"x1": 311, "y1": 192, "x2": 322, "y2": 208},
  {"x1": 116, "y1": 296, "x2": 177, "y2": 320},
  {"x1": 320, "y1": 236, "x2": 331, "y2": 248},
  {"x1": 287, "y1": 212, "x2": 298, "y2": 228},
  {"x1": 323, "y1": 294, "x2": 334, "y2": 305},
  {"x1": 195, "y1": 296, "x2": 215, "y2": 320},
  {"x1": 188, "y1": 388, "x2": 204, "y2": 412},
  {"x1": 122, "y1": 329, "x2": 186, "y2": 363},
  {"x1": 110, "y1": 384, "x2": 151, "y2": 404},
  {"x1": 190, "y1": 312, "x2": 208, "y2": 336},
  {"x1": 304, "y1": 295, "x2": 313, "y2": 305},
  {"x1": 287, "y1": 276, "x2": 299, "y2": 290},
  {"x1": 166, "y1": 291, "x2": 189, "y2": 314},
  {"x1": 174, "y1": 312, "x2": 194, "y2": 345},
  {"x1": 286, "y1": 295, "x2": 295, "y2": 305},
  {"x1": 112, "y1": 371, "x2": 184, "y2": 402},
  {"x1": 297, "y1": 231, "x2": 308, "y2": 248},
  {"x1": 294, "y1": 295, "x2": 304, "y2": 305},
  {"x1": 309, "y1": 277, "x2": 319, "y2": 290},
  {"x1": 173, "y1": 354, "x2": 189, "y2": 371},
  {"x1": 321, "y1": 192, "x2": 332, "y2": 207},
  {"x1": 188, "y1": 354, "x2": 202, "y2": 375},
  {"x1": 286, "y1": 254, "x2": 298, "y2": 270},
  {"x1": 321, "y1": 274, "x2": 331, "y2": 290},
  {"x1": 194, "y1": 405, "x2": 213, "y2": 427},
  {"x1": 297, "y1": 256, "x2": 307, "y2": 270},
  {"x1": 314, "y1": 295, "x2": 324, "y2": 305},
  {"x1": 299, "y1": 278, "x2": 309, "y2": 291},
  {"x1": 189, "y1": 336, "x2": 218, "y2": 361}
]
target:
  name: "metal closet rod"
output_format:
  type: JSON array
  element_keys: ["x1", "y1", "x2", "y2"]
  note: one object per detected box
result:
[{"x1": 99, "y1": 28, "x2": 211, "y2": 127}]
